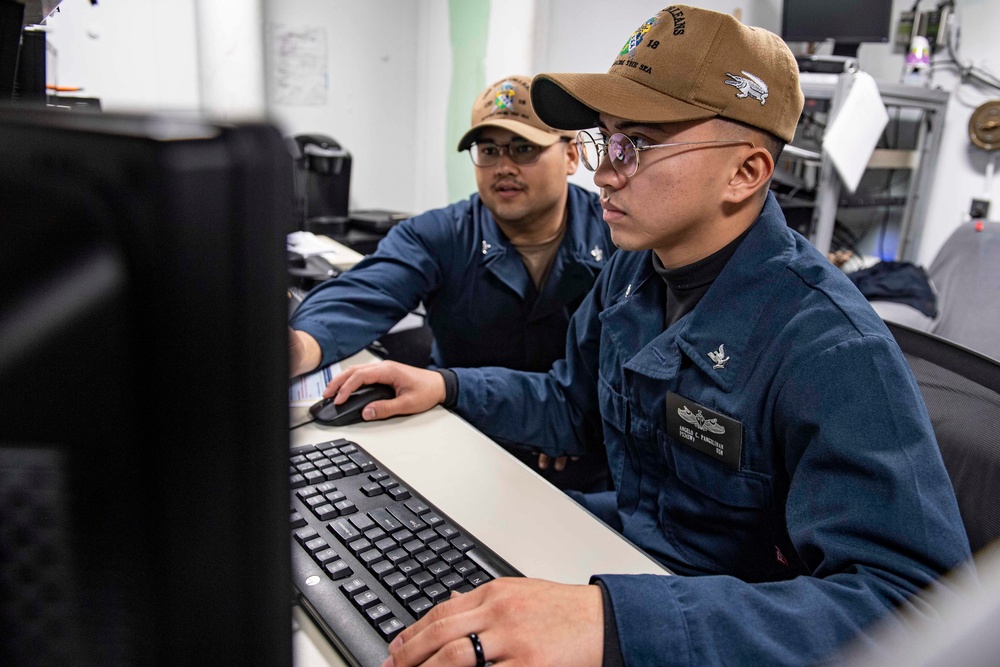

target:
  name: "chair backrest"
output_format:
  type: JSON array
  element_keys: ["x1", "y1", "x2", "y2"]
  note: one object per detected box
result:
[
  {"x1": 926, "y1": 220, "x2": 1000, "y2": 361},
  {"x1": 886, "y1": 321, "x2": 1000, "y2": 554}
]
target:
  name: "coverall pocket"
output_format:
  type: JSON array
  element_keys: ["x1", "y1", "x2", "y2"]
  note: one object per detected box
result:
[{"x1": 658, "y1": 431, "x2": 783, "y2": 580}]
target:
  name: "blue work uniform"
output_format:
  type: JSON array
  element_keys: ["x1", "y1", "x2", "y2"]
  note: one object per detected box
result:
[
  {"x1": 451, "y1": 193, "x2": 971, "y2": 665},
  {"x1": 291, "y1": 184, "x2": 613, "y2": 491}
]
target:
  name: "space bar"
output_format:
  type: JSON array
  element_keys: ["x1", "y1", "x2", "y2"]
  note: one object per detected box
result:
[{"x1": 466, "y1": 548, "x2": 506, "y2": 579}]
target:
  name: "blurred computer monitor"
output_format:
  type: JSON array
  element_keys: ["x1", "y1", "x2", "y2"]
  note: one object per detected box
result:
[{"x1": 0, "y1": 106, "x2": 294, "y2": 665}]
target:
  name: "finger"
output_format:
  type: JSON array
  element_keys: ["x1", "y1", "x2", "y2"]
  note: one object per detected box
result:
[
  {"x1": 537, "y1": 453, "x2": 550, "y2": 470},
  {"x1": 554, "y1": 456, "x2": 567, "y2": 471},
  {"x1": 323, "y1": 362, "x2": 385, "y2": 401},
  {"x1": 385, "y1": 590, "x2": 487, "y2": 666}
]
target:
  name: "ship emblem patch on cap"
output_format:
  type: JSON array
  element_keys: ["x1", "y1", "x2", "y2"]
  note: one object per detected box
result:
[
  {"x1": 620, "y1": 14, "x2": 662, "y2": 59},
  {"x1": 492, "y1": 82, "x2": 517, "y2": 113},
  {"x1": 724, "y1": 71, "x2": 768, "y2": 105}
]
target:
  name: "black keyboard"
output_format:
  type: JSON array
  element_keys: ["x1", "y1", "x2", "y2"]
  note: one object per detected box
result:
[{"x1": 290, "y1": 437, "x2": 521, "y2": 667}]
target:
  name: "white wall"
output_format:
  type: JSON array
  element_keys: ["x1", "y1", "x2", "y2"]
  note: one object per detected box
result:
[
  {"x1": 43, "y1": 0, "x2": 200, "y2": 112},
  {"x1": 38, "y1": 0, "x2": 1000, "y2": 265}
]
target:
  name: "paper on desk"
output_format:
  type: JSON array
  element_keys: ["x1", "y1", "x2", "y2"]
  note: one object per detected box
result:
[
  {"x1": 289, "y1": 362, "x2": 342, "y2": 407},
  {"x1": 821, "y1": 72, "x2": 888, "y2": 194},
  {"x1": 287, "y1": 231, "x2": 364, "y2": 271}
]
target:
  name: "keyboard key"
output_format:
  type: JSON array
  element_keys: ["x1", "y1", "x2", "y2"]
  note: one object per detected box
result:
[
  {"x1": 466, "y1": 571, "x2": 491, "y2": 586},
  {"x1": 427, "y1": 561, "x2": 451, "y2": 578},
  {"x1": 325, "y1": 560, "x2": 352, "y2": 580},
  {"x1": 364, "y1": 527, "x2": 387, "y2": 542},
  {"x1": 423, "y1": 512, "x2": 444, "y2": 527},
  {"x1": 388, "y1": 487, "x2": 411, "y2": 501},
  {"x1": 296, "y1": 487, "x2": 319, "y2": 500},
  {"x1": 348, "y1": 538, "x2": 372, "y2": 554},
  {"x1": 436, "y1": 524, "x2": 460, "y2": 540},
  {"x1": 314, "y1": 440, "x2": 338, "y2": 451},
  {"x1": 322, "y1": 466, "x2": 344, "y2": 480},
  {"x1": 386, "y1": 548, "x2": 409, "y2": 564},
  {"x1": 379, "y1": 478, "x2": 399, "y2": 490},
  {"x1": 427, "y1": 538, "x2": 450, "y2": 554},
  {"x1": 440, "y1": 572, "x2": 465, "y2": 590},
  {"x1": 350, "y1": 514, "x2": 376, "y2": 532},
  {"x1": 383, "y1": 571, "x2": 407, "y2": 591},
  {"x1": 453, "y1": 560, "x2": 475, "y2": 576},
  {"x1": 290, "y1": 511, "x2": 306, "y2": 529},
  {"x1": 329, "y1": 518, "x2": 361, "y2": 543},
  {"x1": 294, "y1": 527, "x2": 318, "y2": 544},
  {"x1": 289, "y1": 474, "x2": 306, "y2": 489},
  {"x1": 349, "y1": 453, "x2": 376, "y2": 471},
  {"x1": 352, "y1": 590, "x2": 379, "y2": 610},
  {"x1": 304, "y1": 537, "x2": 328, "y2": 553},
  {"x1": 450, "y1": 536, "x2": 475, "y2": 552},
  {"x1": 290, "y1": 444, "x2": 316, "y2": 456},
  {"x1": 409, "y1": 570, "x2": 434, "y2": 589},
  {"x1": 325, "y1": 490, "x2": 347, "y2": 504},
  {"x1": 359, "y1": 549, "x2": 384, "y2": 566},
  {"x1": 371, "y1": 560, "x2": 395, "y2": 579},
  {"x1": 395, "y1": 584, "x2": 420, "y2": 603},
  {"x1": 369, "y1": 470, "x2": 389, "y2": 481},
  {"x1": 392, "y1": 529, "x2": 415, "y2": 544},
  {"x1": 414, "y1": 550, "x2": 439, "y2": 567},
  {"x1": 397, "y1": 559, "x2": 420, "y2": 575},
  {"x1": 313, "y1": 548, "x2": 339, "y2": 565},
  {"x1": 315, "y1": 482, "x2": 338, "y2": 494},
  {"x1": 388, "y1": 506, "x2": 426, "y2": 532},
  {"x1": 341, "y1": 577, "x2": 367, "y2": 595},
  {"x1": 314, "y1": 504, "x2": 338, "y2": 521},
  {"x1": 374, "y1": 537, "x2": 396, "y2": 552},
  {"x1": 361, "y1": 482, "x2": 383, "y2": 497},
  {"x1": 405, "y1": 499, "x2": 430, "y2": 515},
  {"x1": 369, "y1": 507, "x2": 403, "y2": 532},
  {"x1": 367, "y1": 603, "x2": 392, "y2": 624},
  {"x1": 408, "y1": 597, "x2": 433, "y2": 618},
  {"x1": 339, "y1": 462, "x2": 360, "y2": 476},
  {"x1": 378, "y1": 617, "x2": 405, "y2": 641},
  {"x1": 334, "y1": 500, "x2": 357, "y2": 515},
  {"x1": 423, "y1": 582, "x2": 449, "y2": 603},
  {"x1": 440, "y1": 549, "x2": 463, "y2": 564}
]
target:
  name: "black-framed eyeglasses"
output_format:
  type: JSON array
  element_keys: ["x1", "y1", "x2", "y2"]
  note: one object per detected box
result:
[
  {"x1": 576, "y1": 130, "x2": 754, "y2": 178},
  {"x1": 468, "y1": 139, "x2": 551, "y2": 167}
]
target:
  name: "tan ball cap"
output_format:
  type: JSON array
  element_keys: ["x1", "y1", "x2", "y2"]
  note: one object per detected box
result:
[
  {"x1": 530, "y1": 5, "x2": 804, "y2": 143},
  {"x1": 457, "y1": 75, "x2": 576, "y2": 152}
]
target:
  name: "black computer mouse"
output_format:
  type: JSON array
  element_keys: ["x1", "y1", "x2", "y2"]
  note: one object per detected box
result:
[{"x1": 308, "y1": 383, "x2": 396, "y2": 426}]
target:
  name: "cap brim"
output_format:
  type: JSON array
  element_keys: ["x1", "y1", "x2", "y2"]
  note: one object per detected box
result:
[
  {"x1": 456, "y1": 119, "x2": 565, "y2": 152},
  {"x1": 531, "y1": 73, "x2": 718, "y2": 131}
]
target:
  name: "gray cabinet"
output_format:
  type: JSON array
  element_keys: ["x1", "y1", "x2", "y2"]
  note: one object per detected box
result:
[{"x1": 778, "y1": 72, "x2": 949, "y2": 262}]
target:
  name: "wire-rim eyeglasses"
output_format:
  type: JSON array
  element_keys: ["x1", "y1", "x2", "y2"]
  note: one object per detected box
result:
[{"x1": 576, "y1": 130, "x2": 754, "y2": 178}]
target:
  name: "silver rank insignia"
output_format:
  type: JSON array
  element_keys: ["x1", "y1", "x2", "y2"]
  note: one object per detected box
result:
[
  {"x1": 481, "y1": 240, "x2": 492, "y2": 255},
  {"x1": 708, "y1": 344, "x2": 729, "y2": 369},
  {"x1": 591, "y1": 245, "x2": 604, "y2": 261}
]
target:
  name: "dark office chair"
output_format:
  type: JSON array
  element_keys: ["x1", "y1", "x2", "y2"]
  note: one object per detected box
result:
[{"x1": 886, "y1": 321, "x2": 1000, "y2": 554}]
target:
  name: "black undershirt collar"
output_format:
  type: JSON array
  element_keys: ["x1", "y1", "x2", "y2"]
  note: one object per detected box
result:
[{"x1": 653, "y1": 222, "x2": 756, "y2": 327}]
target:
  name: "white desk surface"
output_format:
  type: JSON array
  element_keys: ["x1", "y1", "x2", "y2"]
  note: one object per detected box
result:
[{"x1": 291, "y1": 353, "x2": 669, "y2": 667}]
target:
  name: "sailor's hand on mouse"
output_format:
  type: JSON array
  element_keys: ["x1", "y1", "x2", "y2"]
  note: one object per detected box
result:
[{"x1": 323, "y1": 361, "x2": 446, "y2": 421}]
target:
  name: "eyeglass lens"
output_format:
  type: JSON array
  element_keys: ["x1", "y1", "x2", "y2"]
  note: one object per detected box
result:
[
  {"x1": 471, "y1": 141, "x2": 541, "y2": 166},
  {"x1": 577, "y1": 132, "x2": 639, "y2": 176}
]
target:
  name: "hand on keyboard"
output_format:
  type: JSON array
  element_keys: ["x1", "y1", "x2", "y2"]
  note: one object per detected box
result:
[{"x1": 383, "y1": 577, "x2": 605, "y2": 667}]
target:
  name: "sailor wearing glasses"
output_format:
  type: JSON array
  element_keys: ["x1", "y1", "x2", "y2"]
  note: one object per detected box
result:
[
  {"x1": 289, "y1": 74, "x2": 612, "y2": 492},
  {"x1": 327, "y1": 7, "x2": 969, "y2": 666}
]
